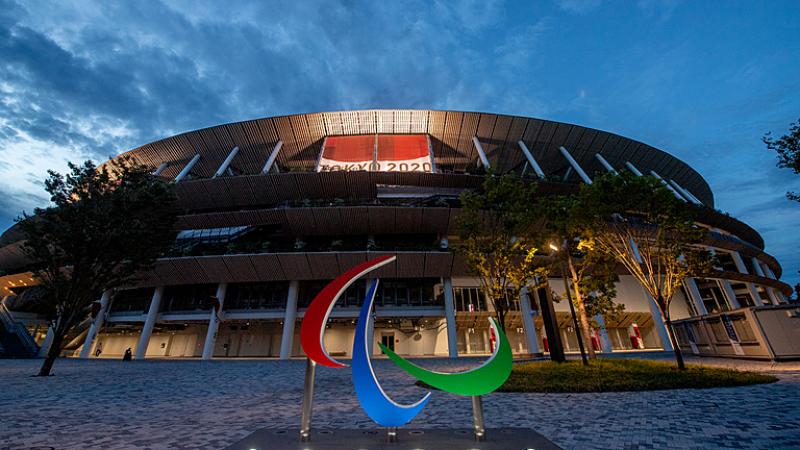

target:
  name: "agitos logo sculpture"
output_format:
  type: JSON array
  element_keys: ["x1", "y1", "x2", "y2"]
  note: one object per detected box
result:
[{"x1": 300, "y1": 255, "x2": 513, "y2": 428}]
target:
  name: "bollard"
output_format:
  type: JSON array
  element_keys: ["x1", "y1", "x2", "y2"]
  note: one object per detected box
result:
[
  {"x1": 472, "y1": 395, "x2": 485, "y2": 441},
  {"x1": 299, "y1": 358, "x2": 316, "y2": 442}
]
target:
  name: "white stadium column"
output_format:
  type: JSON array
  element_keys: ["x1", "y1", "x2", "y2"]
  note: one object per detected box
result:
[
  {"x1": 751, "y1": 257, "x2": 781, "y2": 305},
  {"x1": 518, "y1": 287, "x2": 540, "y2": 354},
  {"x1": 174, "y1": 154, "x2": 201, "y2": 182},
  {"x1": 683, "y1": 278, "x2": 709, "y2": 316},
  {"x1": 472, "y1": 137, "x2": 491, "y2": 169},
  {"x1": 558, "y1": 146, "x2": 592, "y2": 184},
  {"x1": 649, "y1": 170, "x2": 687, "y2": 201},
  {"x1": 594, "y1": 153, "x2": 618, "y2": 174},
  {"x1": 202, "y1": 283, "x2": 228, "y2": 360},
  {"x1": 213, "y1": 146, "x2": 239, "y2": 178},
  {"x1": 668, "y1": 179, "x2": 703, "y2": 206},
  {"x1": 79, "y1": 290, "x2": 111, "y2": 358},
  {"x1": 641, "y1": 286, "x2": 673, "y2": 351},
  {"x1": 443, "y1": 278, "x2": 458, "y2": 358},
  {"x1": 731, "y1": 251, "x2": 764, "y2": 305},
  {"x1": 719, "y1": 280, "x2": 741, "y2": 309},
  {"x1": 279, "y1": 280, "x2": 299, "y2": 360},
  {"x1": 594, "y1": 314, "x2": 614, "y2": 353},
  {"x1": 707, "y1": 247, "x2": 741, "y2": 309},
  {"x1": 624, "y1": 161, "x2": 644, "y2": 176},
  {"x1": 38, "y1": 326, "x2": 54, "y2": 357},
  {"x1": 669, "y1": 179, "x2": 704, "y2": 205},
  {"x1": 262, "y1": 140, "x2": 284, "y2": 173},
  {"x1": 136, "y1": 286, "x2": 164, "y2": 359},
  {"x1": 517, "y1": 141, "x2": 546, "y2": 178},
  {"x1": 760, "y1": 263, "x2": 787, "y2": 303},
  {"x1": 153, "y1": 162, "x2": 168, "y2": 176}
]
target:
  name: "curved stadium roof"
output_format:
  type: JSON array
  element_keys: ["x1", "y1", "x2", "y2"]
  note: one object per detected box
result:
[{"x1": 110, "y1": 109, "x2": 714, "y2": 206}]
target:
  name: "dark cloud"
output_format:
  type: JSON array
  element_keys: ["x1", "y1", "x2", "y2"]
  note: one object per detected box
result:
[{"x1": 0, "y1": 0, "x2": 798, "y2": 285}]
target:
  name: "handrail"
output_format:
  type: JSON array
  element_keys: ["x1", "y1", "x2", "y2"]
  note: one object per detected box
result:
[{"x1": 0, "y1": 300, "x2": 39, "y2": 354}]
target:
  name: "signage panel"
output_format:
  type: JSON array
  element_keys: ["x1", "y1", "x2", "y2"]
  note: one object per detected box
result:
[{"x1": 316, "y1": 134, "x2": 433, "y2": 173}]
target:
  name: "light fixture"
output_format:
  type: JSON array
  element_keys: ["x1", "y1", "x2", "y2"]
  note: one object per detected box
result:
[{"x1": 548, "y1": 243, "x2": 559, "y2": 252}]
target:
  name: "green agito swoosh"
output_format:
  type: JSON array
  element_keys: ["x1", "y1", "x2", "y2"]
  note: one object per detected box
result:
[{"x1": 379, "y1": 317, "x2": 513, "y2": 396}]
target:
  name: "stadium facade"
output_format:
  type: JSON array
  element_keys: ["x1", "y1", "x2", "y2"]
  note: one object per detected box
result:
[{"x1": 0, "y1": 110, "x2": 795, "y2": 361}]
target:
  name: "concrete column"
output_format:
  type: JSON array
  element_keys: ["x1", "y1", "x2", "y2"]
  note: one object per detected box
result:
[
  {"x1": 153, "y1": 162, "x2": 168, "y2": 176},
  {"x1": 262, "y1": 140, "x2": 284, "y2": 173},
  {"x1": 174, "y1": 154, "x2": 201, "y2": 182},
  {"x1": 751, "y1": 258, "x2": 780, "y2": 305},
  {"x1": 80, "y1": 290, "x2": 111, "y2": 358},
  {"x1": 202, "y1": 283, "x2": 228, "y2": 360},
  {"x1": 464, "y1": 329, "x2": 472, "y2": 354},
  {"x1": 624, "y1": 161, "x2": 644, "y2": 176},
  {"x1": 561, "y1": 329, "x2": 571, "y2": 351},
  {"x1": 482, "y1": 329, "x2": 490, "y2": 353},
  {"x1": 279, "y1": 281, "x2": 299, "y2": 360},
  {"x1": 559, "y1": 146, "x2": 592, "y2": 184},
  {"x1": 719, "y1": 280, "x2": 741, "y2": 309},
  {"x1": 731, "y1": 251, "x2": 763, "y2": 305},
  {"x1": 642, "y1": 287, "x2": 673, "y2": 351},
  {"x1": 594, "y1": 314, "x2": 614, "y2": 353},
  {"x1": 38, "y1": 327, "x2": 54, "y2": 357},
  {"x1": 761, "y1": 263, "x2": 787, "y2": 303},
  {"x1": 649, "y1": 170, "x2": 686, "y2": 201},
  {"x1": 135, "y1": 286, "x2": 164, "y2": 359},
  {"x1": 594, "y1": 153, "x2": 618, "y2": 174},
  {"x1": 443, "y1": 278, "x2": 458, "y2": 358},
  {"x1": 517, "y1": 141, "x2": 545, "y2": 178},
  {"x1": 683, "y1": 278, "x2": 709, "y2": 316},
  {"x1": 213, "y1": 146, "x2": 239, "y2": 178},
  {"x1": 472, "y1": 137, "x2": 491, "y2": 169},
  {"x1": 518, "y1": 287, "x2": 540, "y2": 354}
]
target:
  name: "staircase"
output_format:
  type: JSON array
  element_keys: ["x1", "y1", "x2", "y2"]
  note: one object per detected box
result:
[{"x1": 0, "y1": 302, "x2": 39, "y2": 358}]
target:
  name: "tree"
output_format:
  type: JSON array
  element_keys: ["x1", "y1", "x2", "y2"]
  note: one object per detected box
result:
[
  {"x1": 763, "y1": 118, "x2": 800, "y2": 201},
  {"x1": 570, "y1": 172, "x2": 715, "y2": 370},
  {"x1": 18, "y1": 159, "x2": 178, "y2": 376},
  {"x1": 456, "y1": 172, "x2": 547, "y2": 333},
  {"x1": 542, "y1": 196, "x2": 623, "y2": 360}
]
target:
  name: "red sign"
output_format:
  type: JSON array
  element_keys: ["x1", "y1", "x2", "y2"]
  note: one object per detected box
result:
[{"x1": 317, "y1": 134, "x2": 433, "y2": 172}]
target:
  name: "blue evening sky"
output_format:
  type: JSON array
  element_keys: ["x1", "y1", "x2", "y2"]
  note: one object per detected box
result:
[{"x1": 1, "y1": 1, "x2": 799, "y2": 285}]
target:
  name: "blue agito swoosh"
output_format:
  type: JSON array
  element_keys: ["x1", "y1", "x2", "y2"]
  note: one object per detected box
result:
[{"x1": 351, "y1": 279, "x2": 431, "y2": 427}]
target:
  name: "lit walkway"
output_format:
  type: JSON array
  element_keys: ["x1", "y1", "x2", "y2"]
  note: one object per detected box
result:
[{"x1": 1, "y1": 357, "x2": 798, "y2": 449}]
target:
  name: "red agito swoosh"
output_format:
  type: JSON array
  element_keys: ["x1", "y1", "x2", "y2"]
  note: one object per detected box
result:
[{"x1": 299, "y1": 255, "x2": 396, "y2": 368}]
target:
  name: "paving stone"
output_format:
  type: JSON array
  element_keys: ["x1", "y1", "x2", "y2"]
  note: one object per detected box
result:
[{"x1": 0, "y1": 356, "x2": 798, "y2": 449}]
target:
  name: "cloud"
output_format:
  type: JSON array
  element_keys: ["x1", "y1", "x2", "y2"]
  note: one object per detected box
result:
[
  {"x1": 0, "y1": 0, "x2": 798, "y2": 289},
  {"x1": 0, "y1": 0, "x2": 552, "y2": 230}
]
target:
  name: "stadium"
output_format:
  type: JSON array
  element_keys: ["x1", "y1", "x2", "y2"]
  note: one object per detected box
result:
[{"x1": 0, "y1": 109, "x2": 795, "y2": 361}]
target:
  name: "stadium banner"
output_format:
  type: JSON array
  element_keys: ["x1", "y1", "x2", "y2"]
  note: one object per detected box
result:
[{"x1": 316, "y1": 134, "x2": 433, "y2": 172}]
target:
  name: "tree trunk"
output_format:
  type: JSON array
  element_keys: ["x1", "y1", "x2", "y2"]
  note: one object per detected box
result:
[
  {"x1": 37, "y1": 332, "x2": 64, "y2": 377},
  {"x1": 664, "y1": 318, "x2": 686, "y2": 370},
  {"x1": 567, "y1": 254, "x2": 596, "y2": 359},
  {"x1": 495, "y1": 303, "x2": 507, "y2": 333}
]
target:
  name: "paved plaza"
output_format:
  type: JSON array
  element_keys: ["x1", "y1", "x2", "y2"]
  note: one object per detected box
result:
[{"x1": 1, "y1": 355, "x2": 799, "y2": 450}]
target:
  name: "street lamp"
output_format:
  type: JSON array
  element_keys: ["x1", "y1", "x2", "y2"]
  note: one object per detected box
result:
[{"x1": 551, "y1": 241, "x2": 589, "y2": 366}]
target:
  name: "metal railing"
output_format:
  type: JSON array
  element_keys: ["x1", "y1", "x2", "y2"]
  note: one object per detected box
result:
[{"x1": 0, "y1": 300, "x2": 40, "y2": 357}]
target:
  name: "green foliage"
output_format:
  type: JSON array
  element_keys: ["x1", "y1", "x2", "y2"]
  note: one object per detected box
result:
[
  {"x1": 568, "y1": 171, "x2": 716, "y2": 369},
  {"x1": 541, "y1": 195, "x2": 623, "y2": 321},
  {"x1": 500, "y1": 359, "x2": 776, "y2": 393},
  {"x1": 18, "y1": 158, "x2": 178, "y2": 375},
  {"x1": 569, "y1": 172, "x2": 714, "y2": 315},
  {"x1": 456, "y1": 172, "x2": 547, "y2": 331},
  {"x1": 763, "y1": 118, "x2": 800, "y2": 201}
]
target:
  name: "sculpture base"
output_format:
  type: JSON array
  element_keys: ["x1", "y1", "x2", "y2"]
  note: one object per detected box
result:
[{"x1": 226, "y1": 427, "x2": 562, "y2": 449}]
